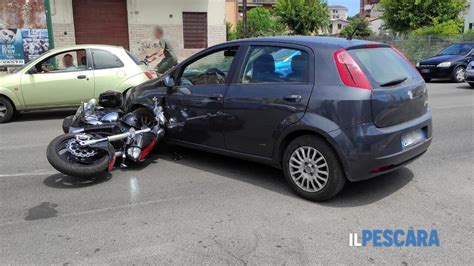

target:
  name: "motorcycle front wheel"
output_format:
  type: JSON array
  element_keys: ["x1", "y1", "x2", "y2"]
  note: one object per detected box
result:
[{"x1": 47, "y1": 134, "x2": 114, "y2": 178}]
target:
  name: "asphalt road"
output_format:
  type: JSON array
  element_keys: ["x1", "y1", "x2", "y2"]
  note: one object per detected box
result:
[{"x1": 0, "y1": 82, "x2": 472, "y2": 264}]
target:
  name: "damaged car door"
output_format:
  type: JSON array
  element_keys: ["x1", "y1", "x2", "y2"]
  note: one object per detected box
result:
[{"x1": 165, "y1": 46, "x2": 240, "y2": 148}]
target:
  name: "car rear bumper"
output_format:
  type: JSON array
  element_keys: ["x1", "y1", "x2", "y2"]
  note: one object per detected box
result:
[
  {"x1": 329, "y1": 111, "x2": 432, "y2": 182},
  {"x1": 417, "y1": 66, "x2": 453, "y2": 79}
]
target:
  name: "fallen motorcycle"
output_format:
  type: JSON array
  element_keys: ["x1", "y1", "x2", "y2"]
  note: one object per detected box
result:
[{"x1": 47, "y1": 92, "x2": 165, "y2": 178}]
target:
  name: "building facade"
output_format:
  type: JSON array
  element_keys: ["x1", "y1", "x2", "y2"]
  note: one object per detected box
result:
[
  {"x1": 328, "y1": 5, "x2": 348, "y2": 35},
  {"x1": 51, "y1": 0, "x2": 226, "y2": 61},
  {"x1": 465, "y1": 0, "x2": 474, "y2": 32},
  {"x1": 360, "y1": 0, "x2": 384, "y2": 35},
  {"x1": 360, "y1": 0, "x2": 380, "y2": 17}
]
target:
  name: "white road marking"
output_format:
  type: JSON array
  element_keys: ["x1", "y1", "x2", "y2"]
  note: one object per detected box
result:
[
  {"x1": 431, "y1": 104, "x2": 473, "y2": 110},
  {"x1": 0, "y1": 170, "x2": 57, "y2": 178}
]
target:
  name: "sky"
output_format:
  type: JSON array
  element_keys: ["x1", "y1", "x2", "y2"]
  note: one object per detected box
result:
[{"x1": 327, "y1": 0, "x2": 360, "y2": 16}]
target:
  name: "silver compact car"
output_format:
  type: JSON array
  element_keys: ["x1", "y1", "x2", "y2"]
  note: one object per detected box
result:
[{"x1": 464, "y1": 61, "x2": 474, "y2": 87}]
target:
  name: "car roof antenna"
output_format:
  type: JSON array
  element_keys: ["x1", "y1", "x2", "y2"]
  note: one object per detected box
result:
[{"x1": 347, "y1": 21, "x2": 362, "y2": 41}]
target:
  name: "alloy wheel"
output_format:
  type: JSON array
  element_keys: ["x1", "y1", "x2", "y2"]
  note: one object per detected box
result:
[
  {"x1": 0, "y1": 102, "x2": 6, "y2": 118},
  {"x1": 456, "y1": 67, "x2": 466, "y2": 82},
  {"x1": 289, "y1": 146, "x2": 329, "y2": 192}
]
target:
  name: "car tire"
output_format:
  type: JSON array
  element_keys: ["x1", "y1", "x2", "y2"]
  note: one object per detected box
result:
[
  {"x1": 423, "y1": 78, "x2": 431, "y2": 82},
  {"x1": 451, "y1": 66, "x2": 466, "y2": 83},
  {"x1": 282, "y1": 135, "x2": 346, "y2": 202},
  {"x1": 469, "y1": 82, "x2": 474, "y2": 88},
  {"x1": 0, "y1": 96, "x2": 15, "y2": 123}
]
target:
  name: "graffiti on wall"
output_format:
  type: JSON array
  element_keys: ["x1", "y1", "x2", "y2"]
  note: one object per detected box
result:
[{"x1": 0, "y1": 0, "x2": 49, "y2": 66}]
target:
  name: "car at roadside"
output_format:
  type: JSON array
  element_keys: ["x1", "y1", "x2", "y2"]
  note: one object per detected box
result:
[
  {"x1": 416, "y1": 42, "x2": 474, "y2": 83},
  {"x1": 464, "y1": 61, "x2": 474, "y2": 87},
  {"x1": 126, "y1": 36, "x2": 432, "y2": 201},
  {"x1": 0, "y1": 44, "x2": 153, "y2": 123}
]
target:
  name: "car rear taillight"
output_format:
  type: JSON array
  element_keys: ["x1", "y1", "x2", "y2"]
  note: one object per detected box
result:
[
  {"x1": 333, "y1": 49, "x2": 372, "y2": 90},
  {"x1": 144, "y1": 71, "x2": 153, "y2": 80}
]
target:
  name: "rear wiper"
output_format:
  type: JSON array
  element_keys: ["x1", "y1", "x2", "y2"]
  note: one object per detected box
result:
[{"x1": 380, "y1": 77, "x2": 407, "y2": 87}]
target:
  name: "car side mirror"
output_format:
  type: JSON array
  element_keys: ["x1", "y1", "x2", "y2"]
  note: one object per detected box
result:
[{"x1": 163, "y1": 75, "x2": 175, "y2": 88}]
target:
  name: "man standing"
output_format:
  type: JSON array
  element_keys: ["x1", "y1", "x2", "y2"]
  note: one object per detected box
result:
[{"x1": 146, "y1": 26, "x2": 178, "y2": 75}]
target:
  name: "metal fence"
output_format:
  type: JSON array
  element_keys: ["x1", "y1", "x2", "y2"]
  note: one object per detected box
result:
[{"x1": 364, "y1": 35, "x2": 474, "y2": 63}]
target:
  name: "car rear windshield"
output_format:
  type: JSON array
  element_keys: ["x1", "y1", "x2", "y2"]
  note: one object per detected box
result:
[
  {"x1": 126, "y1": 50, "x2": 144, "y2": 65},
  {"x1": 348, "y1": 47, "x2": 420, "y2": 87}
]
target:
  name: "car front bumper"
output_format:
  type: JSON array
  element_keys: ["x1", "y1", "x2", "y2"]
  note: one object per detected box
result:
[
  {"x1": 329, "y1": 111, "x2": 433, "y2": 182},
  {"x1": 465, "y1": 68, "x2": 474, "y2": 82},
  {"x1": 417, "y1": 65, "x2": 454, "y2": 79}
]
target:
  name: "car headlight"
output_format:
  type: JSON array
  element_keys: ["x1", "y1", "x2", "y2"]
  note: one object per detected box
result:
[
  {"x1": 416, "y1": 62, "x2": 420, "y2": 68},
  {"x1": 437, "y1": 62, "x2": 452, "y2": 67}
]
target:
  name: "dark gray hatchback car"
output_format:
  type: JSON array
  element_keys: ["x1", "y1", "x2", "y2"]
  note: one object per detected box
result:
[{"x1": 125, "y1": 36, "x2": 432, "y2": 201}]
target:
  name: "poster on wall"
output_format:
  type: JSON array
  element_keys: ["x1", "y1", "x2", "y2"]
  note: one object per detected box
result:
[
  {"x1": 0, "y1": 28, "x2": 25, "y2": 65},
  {"x1": 0, "y1": 0, "x2": 49, "y2": 66}
]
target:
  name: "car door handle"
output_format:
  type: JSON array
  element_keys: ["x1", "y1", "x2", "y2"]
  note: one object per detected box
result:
[
  {"x1": 283, "y1": 94, "x2": 302, "y2": 103},
  {"x1": 209, "y1": 94, "x2": 223, "y2": 101},
  {"x1": 77, "y1": 75, "x2": 87, "y2": 79}
]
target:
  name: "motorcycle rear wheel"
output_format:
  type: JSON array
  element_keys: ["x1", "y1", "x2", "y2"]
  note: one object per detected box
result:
[{"x1": 47, "y1": 134, "x2": 114, "y2": 178}]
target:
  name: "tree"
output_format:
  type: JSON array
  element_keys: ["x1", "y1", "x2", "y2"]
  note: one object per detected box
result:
[
  {"x1": 380, "y1": 0, "x2": 465, "y2": 34},
  {"x1": 236, "y1": 7, "x2": 286, "y2": 38},
  {"x1": 340, "y1": 15, "x2": 373, "y2": 38},
  {"x1": 226, "y1": 22, "x2": 237, "y2": 41},
  {"x1": 274, "y1": 0, "x2": 330, "y2": 35},
  {"x1": 412, "y1": 20, "x2": 463, "y2": 36}
]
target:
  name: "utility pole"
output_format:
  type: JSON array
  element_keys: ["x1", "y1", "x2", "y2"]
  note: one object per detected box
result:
[
  {"x1": 44, "y1": 0, "x2": 55, "y2": 49},
  {"x1": 243, "y1": 0, "x2": 248, "y2": 38}
]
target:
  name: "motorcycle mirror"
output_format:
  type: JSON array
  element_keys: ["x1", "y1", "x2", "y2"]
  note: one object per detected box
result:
[{"x1": 163, "y1": 75, "x2": 175, "y2": 88}]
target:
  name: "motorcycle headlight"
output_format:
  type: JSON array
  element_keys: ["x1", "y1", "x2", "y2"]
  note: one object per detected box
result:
[
  {"x1": 437, "y1": 62, "x2": 452, "y2": 67},
  {"x1": 127, "y1": 147, "x2": 142, "y2": 160}
]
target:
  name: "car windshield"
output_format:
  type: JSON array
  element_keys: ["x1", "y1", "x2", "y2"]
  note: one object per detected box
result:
[{"x1": 438, "y1": 44, "x2": 473, "y2": 56}]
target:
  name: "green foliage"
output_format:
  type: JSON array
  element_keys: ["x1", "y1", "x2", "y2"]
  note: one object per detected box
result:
[
  {"x1": 274, "y1": 0, "x2": 330, "y2": 35},
  {"x1": 380, "y1": 0, "x2": 466, "y2": 34},
  {"x1": 340, "y1": 15, "x2": 373, "y2": 38},
  {"x1": 236, "y1": 7, "x2": 287, "y2": 38},
  {"x1": 364, "y1": 35, "x2": 474, "y2": 64},
  {"x1": 412, "y1": 20, "x2": 464, "y2": 36},
  {"x1": 226, "y1": 22, "x2": 237, "y2": 41}
]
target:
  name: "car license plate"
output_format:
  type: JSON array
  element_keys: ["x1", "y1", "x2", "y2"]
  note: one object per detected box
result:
[
  {"x1": 401, "y1": 129, "x2": 426, "y2": 149},
  {"x1": 421, "y1": 69, "x2": 430, "y2": 73}
]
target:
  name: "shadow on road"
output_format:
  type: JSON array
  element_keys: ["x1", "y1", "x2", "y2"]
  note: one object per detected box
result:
[
  {"x1": 455, "y1": 84, "x2": 474, "y2": 90},
  {"x1": 157, "y1": 145, "x2": 414, "y2": 206},
  {"x1": 43, "y1": 173, "x2": 112, "y2": 189},
  {"x1": 428, "y1": 80, "x2": 453, "y2": 83},
  {"x1": 428, "y1": 80, "x2": 474, "y2": 90},
  {"x1": 41, "y1": 143, "x2": 415, "y2": 205},
  {"x1": 13, "y1": 109, "x2": 75, "y2": 122},
  {"x1": 322, "y1": 167, "x2": 414, "y2": 207}
]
